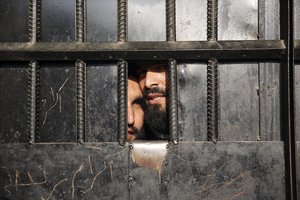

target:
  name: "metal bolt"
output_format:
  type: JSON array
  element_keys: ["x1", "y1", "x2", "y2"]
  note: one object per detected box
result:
[{"x1": 128, "y1": 176, "x2": 133, "y2": 182}]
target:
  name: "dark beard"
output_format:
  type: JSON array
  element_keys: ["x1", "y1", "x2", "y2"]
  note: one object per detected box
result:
[{"x1": 144, "y1": 104, "x2": 169, "y2": 140}]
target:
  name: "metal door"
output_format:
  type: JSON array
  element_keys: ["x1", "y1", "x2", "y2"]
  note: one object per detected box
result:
[{"x1": 0, "y1": 0, "x2": 298, "y2": 199}]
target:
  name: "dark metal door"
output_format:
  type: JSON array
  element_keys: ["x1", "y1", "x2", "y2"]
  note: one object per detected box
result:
[{"x1": 0, "y1": 0, "x2": 298, "y2": 199}]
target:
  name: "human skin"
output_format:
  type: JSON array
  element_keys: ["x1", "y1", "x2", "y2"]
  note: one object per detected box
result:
[
  {"x1": 128, "y1": 76, "x2": 144, "y2": 141},
  {"x1": 137, "y1": 64, "x2": 167, "y2": 112}
]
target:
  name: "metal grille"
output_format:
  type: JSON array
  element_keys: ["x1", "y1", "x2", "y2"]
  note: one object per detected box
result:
[{"x1": 0, "y1": 0, "x2": 298, "y2": 199}]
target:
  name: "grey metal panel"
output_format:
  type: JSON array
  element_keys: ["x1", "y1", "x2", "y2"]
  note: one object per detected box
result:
[
  {"x1": 165, "y1": 142, "x2": 285, "y2": 200},
  {"x1": 128, "y1": 142, "x2": 285, "y2": 200},
  {"x1": 295, "y1": 0, "x2": 300, "y2": 39},
  {"x1": 41, "y1": 0, "x2": 75, "y2": 42},
  {"x1": 176, "y1": 0, "x2": 207, "y2": 41},
  {"x1": 87, "y1": 0, "x2": 117, "y2": 42},
  {"x1": 0, "y1": 63, "x2": 28, "y2": 143},
  {"x1": 177, "y1": 64, "x2": 207, "y2": 141},
  {"x1": 296, "y1": 65, "x2": 300, "y2": 141},
  {"x1": 0, "y1": 0, "x2": 29, "y2": 42},
  {"x1": 219, "y1": 0, "x2": 258, "y2": 40},
  {"x1": 0, "y1": 143, "x2": 129, "y2": 200},
  {"x1": 259, "y1": 63, "x2": 281, "y2": 141},
  {"x1": 128, "y1": 0, "x2": 166, "y2": 41},
  {"x1": 259, "y1": 0, "x2": 280, "y2": 40},
  {"x1": 86, "y1": 63, "x2": 118, "y2": 142},
  {"x1": 39, "y1": 63, "x2": 76, "y2": 142},
  {"x1": 219, "y1": 64, "x2": 259, "y2": 141}
]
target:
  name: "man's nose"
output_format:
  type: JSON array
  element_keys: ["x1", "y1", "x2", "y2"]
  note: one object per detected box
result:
[
  {"x1": 128, "y1": 105, "x2": 134, "y2": 126},
  {"x1": 145, "y1": 71, "x2": 158, "y2": 88}
]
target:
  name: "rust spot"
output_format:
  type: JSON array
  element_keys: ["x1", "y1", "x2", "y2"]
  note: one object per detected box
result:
[{"x1": 131, "y1": 141, "x2": 168, "y2": 176}]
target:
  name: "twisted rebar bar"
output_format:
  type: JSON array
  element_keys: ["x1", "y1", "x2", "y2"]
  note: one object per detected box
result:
[
  {"x1": 76, "y1": 60, "x2": 86, "y2": 144},
  {"x1": 27, "y1": 61, "x2": 40, "y2": 144},
  {"x1": 76, "y1": 0, "x2": 86, "y2": 42},
  {"x1": 76, "y1": 0, "x2": 86, "y2": 143},
  {"x1": 117, "y1": 61, "x2": 127, "y2": 145},
  {"x1": 118, "y1": 0, "x2": 127, "y2": 42},
  {"x1": 27, "y1": 0, "x2": 41, "y2": 144},
  {"x1": 168, "y1": 59, "x2": 178, "y2": 144},
  {"x1": 166, "y1": 0, "x2": 176, "y2": 41},
  {"x1": 207, "y1": 0, "x2": 218, "y2": 41},
  {"x1": 207, "y1": 58, "x2": 219, "y2": 143},
  {"x1": 117, "y1": 0, "x2": 128, "y2": 145}
]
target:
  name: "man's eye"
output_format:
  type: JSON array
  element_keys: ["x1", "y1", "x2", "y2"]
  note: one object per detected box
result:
[{"x1": 133, "y1": 97, "x2": 146, "y2": 109}]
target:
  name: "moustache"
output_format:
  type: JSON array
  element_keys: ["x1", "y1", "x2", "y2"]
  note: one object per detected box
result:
[{"x1": 143, "y1": 87, "x2": 167, "y2": 96}]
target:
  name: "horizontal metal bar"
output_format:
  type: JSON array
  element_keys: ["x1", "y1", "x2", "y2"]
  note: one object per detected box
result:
[{"x1": 0, "y1": 40, "x2": 285, "y2": 61}]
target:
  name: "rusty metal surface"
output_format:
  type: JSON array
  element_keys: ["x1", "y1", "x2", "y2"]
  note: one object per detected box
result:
[
  {"x1": 128, "y1": 0, "x2": 166, "y2": 41},
  {"x1": 0, "y1": 143, "x2": 129, "y2": 200}
]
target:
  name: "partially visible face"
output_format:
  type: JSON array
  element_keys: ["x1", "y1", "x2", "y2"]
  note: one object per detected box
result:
[
  {"x1": 128, "y1": 76, "x2": 144, "y2": 141},
  {"x1": 137, "y1": 64, "x2": 169, "y2": 139},
  {"x1": 138, "y1": 64, "x2": 167, "y2": 111}
]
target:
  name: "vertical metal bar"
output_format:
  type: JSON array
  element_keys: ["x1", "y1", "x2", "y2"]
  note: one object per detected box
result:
[
  {"x1": 168, "y1": 59, "x2": 178, "y2": 144},
  {"x1": 207, "y1": 0, "x2": 218, "y2": 41},
  {"x1": 118, "y1": 0, "x2": 127, "y2": 145},
  {"x1": 166, "y1": 0, "x2": 178, "y2": 144},
  {"x1": 76, "y1": 0, "x2": 86, "y2": 144},
  {"x1": 117, "y1": 61, "x2": 127, "y2": 145},
  {"x1": 280, "y1": 0, "x2": 297, "y2": 199},
  {"x1": 166, "y1": 0, "x2": 176, "y2": 42},
  {"x1": 118, "y1": 0, "x2": 127, "y2": 42},
  {"x1": 28, "y1": 0, "x2": 41, "y2": 144},
  {"x1": 76, "y1": 0, "x2": 86, "y2": 43},
  {"x1": 207, "y1": 58, "x2": 219, "y2": 142},
  {"x1": 207, "y1": 0, "x2": 219, "y2": 143}
]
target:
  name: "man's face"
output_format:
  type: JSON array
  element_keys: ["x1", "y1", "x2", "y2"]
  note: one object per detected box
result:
[
  {"x1": 128, "y1": 76, "x2": 144, "y2": 141},
  {"x1": 138, "y1": 64, "x2": 167, "y2": 111},
  {"x1": 137, "y1": 64, "x2": 169, "y2": 139}
]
